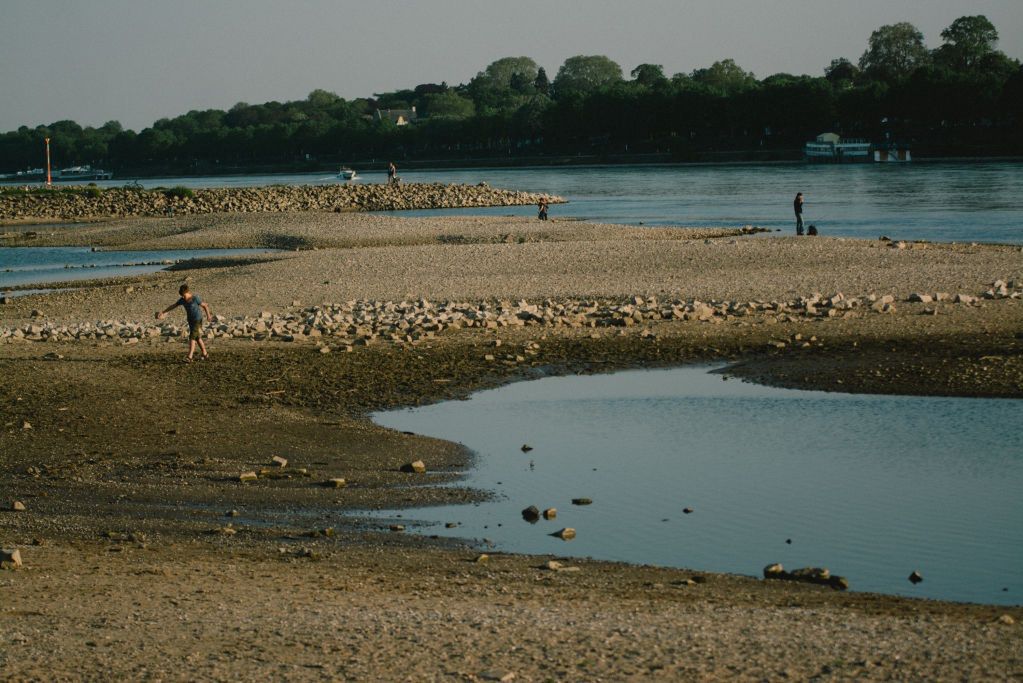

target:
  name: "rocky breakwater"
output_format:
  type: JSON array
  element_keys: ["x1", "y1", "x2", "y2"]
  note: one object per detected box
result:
[
  {"x1": 3, "y1": 280, "x2": 1018, "y2": 346},
  {"x1": 0, "y1": 183, "x2": 563, "y2": 221}
]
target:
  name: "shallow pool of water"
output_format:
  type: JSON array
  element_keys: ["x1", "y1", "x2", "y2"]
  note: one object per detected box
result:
[
  {"x1": 0, "y1": 246, "x2": 277, "y2": 289},
  {"x1": 372, "y1": 366, "x2": 1023, "y2": 605}
]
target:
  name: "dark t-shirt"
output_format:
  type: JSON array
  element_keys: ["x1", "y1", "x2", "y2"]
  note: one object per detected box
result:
[
  {"x1": 794, "y1": 197, "x2": 803, "y2": 215},
  {"x1": 177, "y1": 294, "x2": 203, "y2": 324}
]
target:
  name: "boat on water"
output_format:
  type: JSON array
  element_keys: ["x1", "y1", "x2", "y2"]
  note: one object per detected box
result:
[
  {"x1": 56, "y1": 165, "x2": 114, "y2": 180},
  {"x1": 338, "y1": 167, "x2": 358, "y2": 180},
  {"x1": 804, "y1": 132, "x2": 910, "y2": 163},
  {"x1": 0, "y1": 165, "x2": 114, "y2": 182}
]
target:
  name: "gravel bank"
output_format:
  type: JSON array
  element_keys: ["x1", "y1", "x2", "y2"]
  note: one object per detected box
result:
[{"x1": 0, "y1": 183, "x2": 562, "y2": 221}]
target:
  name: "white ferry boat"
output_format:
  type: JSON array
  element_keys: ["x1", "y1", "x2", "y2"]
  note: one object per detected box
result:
[
  {"x1": 805, "y1": 132, "x2": 910, "y2": 163},
  {"x1": 55, "y1": 165, "x2": 113, "y2": 180}
]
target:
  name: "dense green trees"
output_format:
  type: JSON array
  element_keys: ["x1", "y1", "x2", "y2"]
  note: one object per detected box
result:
[{"x1": 1, "y1": 15, "x2": 1020, "y2": 174}]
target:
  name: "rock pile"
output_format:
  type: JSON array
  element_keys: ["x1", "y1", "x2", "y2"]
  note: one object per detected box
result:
[
  {"x1": 0, "y1": 183, "x2": 563, "y2": 221},
  {"x1": 2, "y1": 283, "x2": 1018, "y2": 345}
]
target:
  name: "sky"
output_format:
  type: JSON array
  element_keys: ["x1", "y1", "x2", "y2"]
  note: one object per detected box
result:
[{"x1": 1, "y1": 0, "x2": 1021, "y2": 132}]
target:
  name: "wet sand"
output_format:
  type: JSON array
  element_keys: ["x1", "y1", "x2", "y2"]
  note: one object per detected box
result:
[{"x1": 1, "y1": 212, "x2": 1021, "y2": 680}]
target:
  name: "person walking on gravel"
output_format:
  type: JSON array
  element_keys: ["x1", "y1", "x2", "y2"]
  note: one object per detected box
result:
[
  {"x1": 794, "y1": 192, "x2": 805, "y2": 235},
  {"x1": 156, "y1": 284, "x2": 212, "y2": 362}
]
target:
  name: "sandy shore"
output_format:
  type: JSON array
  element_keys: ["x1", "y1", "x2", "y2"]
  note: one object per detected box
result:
[{"x1": 1, "y1": 211, "x2": 1021, "y2": 680}]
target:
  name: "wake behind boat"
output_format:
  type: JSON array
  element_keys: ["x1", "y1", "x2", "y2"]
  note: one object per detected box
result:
[{"x1": 338, "y1": 167, "x2": 358, "y2": 180}]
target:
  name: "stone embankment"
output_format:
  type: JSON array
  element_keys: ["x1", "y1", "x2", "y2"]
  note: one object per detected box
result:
[
  {"x1": 3, "y1": 281, "x2": 1018, "y2": 345},
  {"x1": 0, "y1": 183, "x2": 562, "y2": 221}
]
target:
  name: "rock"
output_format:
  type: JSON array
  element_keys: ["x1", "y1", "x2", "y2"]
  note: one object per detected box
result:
[
  {"x1": 238, "y1": 471, "x2": 258, "y2": 482},
  {"x1": 479, "y1": 671, "x2": 516, "y2": 682},
  {"x1": 445, "y1": 522, "x2": 459, "y2": 529},
  {"x1": 571, "y1": 498, "x2": 592, "y2": 506},
  {"x1": 543, "y1": 560, "x2": 579, "y2": 572},
  {"x1": 520, "y1": 444, "x2": 533, "y2": 452},
  {"x1": 1, "y1": 549, "x2": 23, "y2": 569},
  {"x1": 828, "y1": 576, "x2": 850, "y2": 591},
  {"x1": 271, "y1": 455, "x2": 288, "y2": 468},
  {"x1": 997, "y1": 614, "x2": 1016, "y2": 625},
  {"x1": 400, "y1": 460, "x2": 426, "y2": 474},
  {"x1": 683, "y1": 507, "x2": 694, "y2": 514},
  {"x1": 389, "y1": 524, "x2": 405, "y2": 532},
  {"x1": 226, "y1": 509, "x2": 240, "y2": 517},
  {"x1": 790, "y1": 567, "x2": 830, "y2": 581},
  {"x1": 474, "y1": 554, "x2": 489, "y2": 564},
  {"x1": 11, "y1": 500, "x2": 26, "y2": 511},
  {"x1": 551, "y1": 527, "x2": 576, "y2": 540},
  {"x1": 325, "y1": 478, "x2": 347, "y2": 488},
  {"x1": 521, "y1": 505, "x2": 541, "y2": 523},
  {"x1": 21, "y1": 421, "x2": 31, "y2": 430},
  {"x1": 543, "y1": 508, "x2": 557, "y2": 520},
  {"x1": 763, "y1": 563, "x2": 786, "y2": 579},
  {"x1": 908, "y1": 570, "x2": 924, "y2": 584},
  {"x1": 318, "y1": 345, "x2": 331, "y2": 354}
]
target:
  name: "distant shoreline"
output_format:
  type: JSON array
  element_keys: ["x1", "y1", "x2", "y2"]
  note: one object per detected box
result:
[{"x1": 87, "y1": 152, "x2": 1023, "y2": 182}]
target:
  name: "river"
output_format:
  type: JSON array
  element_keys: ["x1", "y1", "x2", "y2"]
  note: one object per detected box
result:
[{"x1": 9, "y1": 161, "x2": 1022, "y2": 244}]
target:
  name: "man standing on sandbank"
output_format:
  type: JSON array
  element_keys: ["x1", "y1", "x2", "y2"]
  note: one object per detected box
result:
[
  {"x1": 156, "y1": 284, "x2": 212, "y2": 362},
  {"x1": 794, "y1": 192, "x2": 805, "y2": 235}
]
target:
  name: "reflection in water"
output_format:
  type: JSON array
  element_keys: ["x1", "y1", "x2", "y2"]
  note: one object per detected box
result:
[{"x1": 373, "y1": 366, "x2": 1023, "y2": 605}]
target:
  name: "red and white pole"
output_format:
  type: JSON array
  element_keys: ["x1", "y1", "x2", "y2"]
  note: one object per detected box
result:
[{"x1": 44, "y1": 137, "x2": 52, "y2": 186}]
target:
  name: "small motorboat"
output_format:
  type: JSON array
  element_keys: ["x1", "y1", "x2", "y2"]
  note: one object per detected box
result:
[{"x1": 338, "y1": 167, "x2": 357, "y2": 180}]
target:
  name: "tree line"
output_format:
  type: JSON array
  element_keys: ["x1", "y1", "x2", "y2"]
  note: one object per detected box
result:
[{"x1": 2, "y1": 15, "x2": 1021, "y2": 174}]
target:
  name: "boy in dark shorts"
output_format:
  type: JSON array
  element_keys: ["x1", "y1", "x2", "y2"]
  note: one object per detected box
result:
[{"x1": 156, "y1": 284, "x2": 212, "y2": 362}]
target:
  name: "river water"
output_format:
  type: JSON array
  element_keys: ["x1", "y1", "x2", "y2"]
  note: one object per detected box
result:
[
  {"x1": 22, "y1": 160, "x2": 1022, "y2": 244},
  {"x1": 373, "y1": 366, "x2": 1023, "y2": 605}
]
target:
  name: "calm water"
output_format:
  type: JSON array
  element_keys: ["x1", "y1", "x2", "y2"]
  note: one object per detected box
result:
[
  {"x1": 21, "y1": 161, "x2": 1023, "y2": 243},
  {"x1": 0, "y1": 246, "x2": 276, "y2": 290},
  {"x1": 373, "y1": 366, "x2": 1023, "y2": 605}
]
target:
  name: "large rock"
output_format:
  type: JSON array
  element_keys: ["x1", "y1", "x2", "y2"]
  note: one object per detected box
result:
[
  {"x1": 521, "y1": 505, "x2": 541, "y2": 523},
  {"x1": 400, "y1": 460, "x2": 427, "y2": 474},
  {"x1": 0, "y1": 549, "x2": 22, "y2": 569}
]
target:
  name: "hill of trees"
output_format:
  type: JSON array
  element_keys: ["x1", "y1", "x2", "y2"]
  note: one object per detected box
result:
[{"x1": 2, "y1": 15, "x2": 1020, "y2": 175}]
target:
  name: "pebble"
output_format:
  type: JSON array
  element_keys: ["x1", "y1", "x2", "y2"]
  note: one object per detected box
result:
[
  {"x1": 11, "y1": 501, "x2": 26, "y2": 511},
  {"x1": 551, "y1": 528, "x2": 576, "y2": 541},
  {"x1": 401, "y1": 460, "x2": 427, "y2": 474}
]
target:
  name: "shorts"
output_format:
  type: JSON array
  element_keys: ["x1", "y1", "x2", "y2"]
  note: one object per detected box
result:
[{"x1": 188, "y1": 321, "x2": 204, "y2": 340}]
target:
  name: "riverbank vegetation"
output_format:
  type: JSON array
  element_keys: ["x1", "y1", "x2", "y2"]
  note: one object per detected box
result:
[{"x1": 1, "y1": 15, "x2": 1020, "y2": 174}]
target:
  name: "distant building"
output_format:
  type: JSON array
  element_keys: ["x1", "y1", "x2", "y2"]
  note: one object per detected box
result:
[{"x1": 374, "y1": 107, "x2": 418, "y2": 126}]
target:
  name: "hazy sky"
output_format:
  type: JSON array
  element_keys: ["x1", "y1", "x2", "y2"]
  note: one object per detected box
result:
[{"x1": 2, "y1": 0, "x2": 1021, "y2": 132}]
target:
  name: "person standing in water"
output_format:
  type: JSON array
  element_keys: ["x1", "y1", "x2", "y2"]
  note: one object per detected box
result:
[{"x1": 794, "y1": 192, "x2": 805, "y2": 235}]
